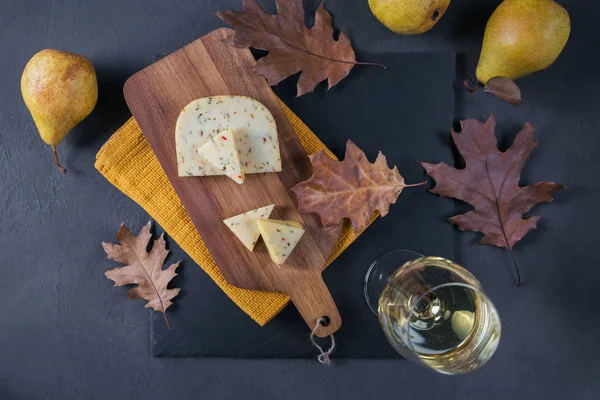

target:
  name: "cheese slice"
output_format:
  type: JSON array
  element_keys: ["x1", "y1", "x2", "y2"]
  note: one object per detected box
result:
[
  {"x1": 197, "y1": 129, "x2": 244, "y2": 184},
  {"x1": 223, "y1": 204, "x2": 275, "y2": 251},
  {"x1": 176, "y1": 96, "x2": 281, "y2": 177},
  {"x1": 257, "y1": 218, "x2": 305, "y2": 266}
]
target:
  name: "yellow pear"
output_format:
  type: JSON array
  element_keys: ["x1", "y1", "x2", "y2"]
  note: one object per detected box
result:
[
  {"x1": 476, "y1": 0, "x2": 570, "y2": 84},
  {"x1": 368, "y1": 0, "x2": 451, "y2": 35},
  {"x1": 21, "y1": 49, "x2": 98, "y2": 173}
]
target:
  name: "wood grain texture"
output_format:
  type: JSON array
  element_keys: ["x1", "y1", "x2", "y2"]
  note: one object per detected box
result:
[{"x1": 123, "y1": 28, "x2": 341, "y2": 337}]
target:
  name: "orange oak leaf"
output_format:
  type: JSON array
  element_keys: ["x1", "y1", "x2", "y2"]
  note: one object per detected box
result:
[
  {"x1": 292, "y1": 140, "x2": 425, "y2": 234},
  {"x1": 420, "y1": 115, "x2": 563, "y2": 285},
  {"x1": 103, "y1": 222, "x2": 180, "y2": 329},
  {"x1": 216, "y1": 0, "x2": 384, "y2": 96}
]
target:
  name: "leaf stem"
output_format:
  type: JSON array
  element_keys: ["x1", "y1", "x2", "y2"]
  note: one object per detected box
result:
[
  {"x1": 404, "y1": 180, "x2": 428, "y2": 188},
  {"x1": 355, "y1": 61, "x2": 387, "y2": 69},
  {"x1": 508, "y1": 248, "x2": 521, "y2": 287},
  {"x1": 162, "y1": 312, "x2": 172, "y2": 330},
  {"x1": 259, "y1": 32, "x2": 387, "y2": 71}
]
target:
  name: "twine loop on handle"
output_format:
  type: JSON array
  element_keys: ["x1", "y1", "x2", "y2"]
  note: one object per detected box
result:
[{"x1": 310, "y1": 317, "x2": 336, "y2": 366}]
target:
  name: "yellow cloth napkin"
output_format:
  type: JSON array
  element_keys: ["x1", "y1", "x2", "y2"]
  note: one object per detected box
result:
[{"x1": 95, "y1": 99, "x2": 373, "y2": 326}]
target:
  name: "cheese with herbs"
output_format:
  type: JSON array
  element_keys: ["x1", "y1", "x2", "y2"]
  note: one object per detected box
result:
[
  {"x1": 176, "y1": 96, "x2": 281, "y2": 177},
  {"x1": 223, "y1": 204, "x2": 275, "y2": 251},
  {"x1": 257, "y1": 219, "x2": 305, "y2": 265},
  {"x1": 197, "y1": 129, "x2": 244, "y2": 184}
]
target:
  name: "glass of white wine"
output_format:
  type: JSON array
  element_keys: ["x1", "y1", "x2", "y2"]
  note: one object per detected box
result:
[{"x1": 364, "y1": 251, "x2": 501, "y2": 374}]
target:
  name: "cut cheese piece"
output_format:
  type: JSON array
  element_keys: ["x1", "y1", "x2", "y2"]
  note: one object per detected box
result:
[
  {"x1": 223, "y1": 204, "x2": 275, "y2": 251},
  {"x1": 257, "y1": 218, "x2": 305, "y2": 266},
  {"x1": 176, "y1": 96, "x2": 281, "y2": 177},
  {"x1": 197, "y1": 129, "x2": 244, "y2": 184}
]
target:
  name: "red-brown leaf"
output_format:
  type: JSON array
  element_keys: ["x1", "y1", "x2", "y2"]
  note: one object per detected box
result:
[
  {"x1": 216, "y1": 0, "x2": 358, "y2": 96},
  {"x1": 103, "y1": 222, "x2": 180, "y2": 329},
  {"x1": 420, "y1": 115, "x2": 562, "y2": 251},
  {"x1": 292, "y1": 140, "x2": 424, "y2": 234}
]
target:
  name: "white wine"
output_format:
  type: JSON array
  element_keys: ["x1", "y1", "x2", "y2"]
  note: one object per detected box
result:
[{"x1": 378, "y1": 257, "x2": 501, "y2": 374}]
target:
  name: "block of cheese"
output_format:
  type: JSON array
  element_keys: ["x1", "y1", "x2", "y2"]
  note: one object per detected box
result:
[
  {"x1": 257, "y1": 219, "x2": 305, "y2": 266},
  {"x1": 176, "y1": 96, "x2": 281, "y2": 177},
  {"x1": 223, "y1": 204, "x2": 275, "y2": 251},
  {"x1": 197, "y1": 129, "x2": 244, "y2": 184}
]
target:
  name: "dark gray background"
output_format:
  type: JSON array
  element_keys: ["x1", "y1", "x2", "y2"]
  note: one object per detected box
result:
[{"x1": 1, "y1": 0, "x2": 598, "y2": 399}]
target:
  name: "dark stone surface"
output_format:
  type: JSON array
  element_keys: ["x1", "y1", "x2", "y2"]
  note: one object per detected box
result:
[
  {"x1": 151, "y1": 52, "x2": 457, "y2": 358},
  {"x1": 1, "y1": 0, "x2": 598, "y2": 399}
]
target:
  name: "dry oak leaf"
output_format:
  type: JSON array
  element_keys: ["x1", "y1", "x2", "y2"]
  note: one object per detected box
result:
[
  {"x1": 292, "y1": 140, "x2": 424, "y2": 234},
  {"x1": 103, "y1": 222, "x2": 181, "y2": 329},
  {"x1": 484, "y1": 76, "x2": 523, "y2": 106},
  {"x1": 463, "y1": 76, "x2": 523, "y2": 106},
  {"x1": 420, "y1": 115, "x2": 563, "y2": 284},
  {"x1": 216, "y1": 0, "x2": 383, "y2": 96}
]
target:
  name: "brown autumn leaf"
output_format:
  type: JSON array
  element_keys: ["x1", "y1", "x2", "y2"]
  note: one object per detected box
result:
[
  {"x1": 484, "y1": 76, "x2": 523, "y2": 106},
  {"x1": 292, "y1": 140, "x2": 425, "y2": 234},
  {"x1": 420, "y1": 115, "x2": 563, "y2": 285},
  {"x1": 103, "y1": 222, "x2": 181, "y2": 329},
  {"x1": 216, "y1": 0, "x2": 383, "y2": 96}
]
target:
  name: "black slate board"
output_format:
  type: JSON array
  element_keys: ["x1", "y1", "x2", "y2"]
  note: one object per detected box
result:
[{"x1": 150, "y1": 52, "x2": 456, "y2": 358}]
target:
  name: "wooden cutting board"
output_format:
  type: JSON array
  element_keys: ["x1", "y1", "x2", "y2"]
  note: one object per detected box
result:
[{"x1": 123, "y1": 28, "x2": 342, "y2": 337}]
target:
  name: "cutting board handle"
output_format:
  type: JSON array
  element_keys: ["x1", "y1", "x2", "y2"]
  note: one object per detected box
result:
[{"x1": 284, "y1": 273, "x2": 341, "y2": 338}]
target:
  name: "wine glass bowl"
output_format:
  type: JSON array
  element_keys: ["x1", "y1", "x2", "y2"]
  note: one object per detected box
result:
[{"x1": 368, "y1": 254, "x2": 501, "y2": 374}]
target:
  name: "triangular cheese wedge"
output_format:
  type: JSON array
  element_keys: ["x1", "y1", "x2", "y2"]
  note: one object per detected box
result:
[
  {"x1": 257, "y1": 219, "x2": 305, "y2": 266},
  {"x1": 197, "y1": 129, "x2": 244, "y2": 184},
  {"x1": 223, "y1": 205, "x2": 275, "y2": 251}
]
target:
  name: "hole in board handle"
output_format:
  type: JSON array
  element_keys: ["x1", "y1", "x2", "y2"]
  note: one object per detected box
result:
[{"x1": 319, "y1": 316, "x2": 331, "y2": 327}]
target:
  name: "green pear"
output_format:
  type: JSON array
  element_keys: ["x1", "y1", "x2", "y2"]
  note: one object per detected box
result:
[
  {"x1": 21, "y1": 49, "x2": 98, "y2": 173},
  {"x1": 368, "y1": 0, "x2": 451, "y2": 35},
  {"x1": 476, "y1": 0, "x2": 570, "y2": 85}
]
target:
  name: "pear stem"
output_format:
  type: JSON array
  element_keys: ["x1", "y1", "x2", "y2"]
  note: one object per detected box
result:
[{"x1": 52, "y1": 145, "x2": 67, "y2": 173}]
